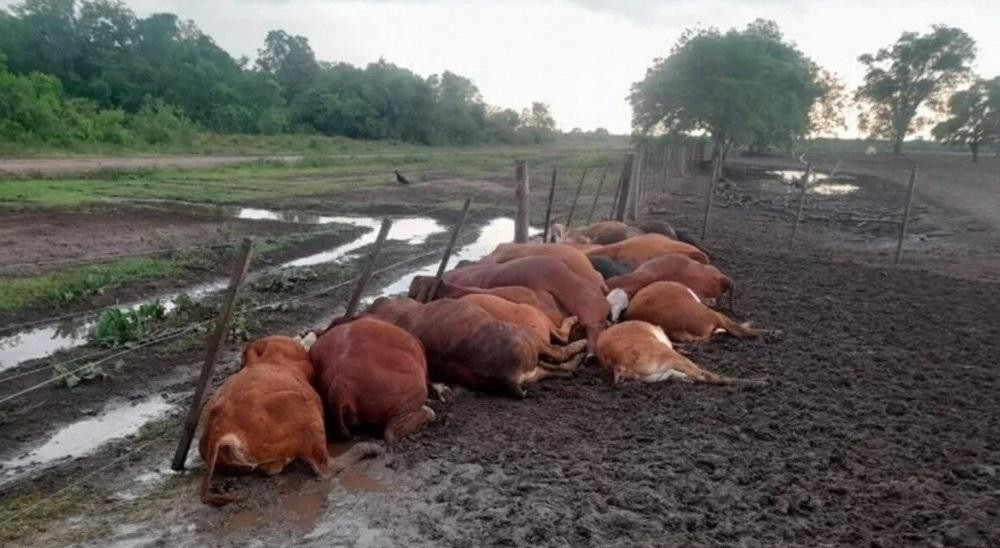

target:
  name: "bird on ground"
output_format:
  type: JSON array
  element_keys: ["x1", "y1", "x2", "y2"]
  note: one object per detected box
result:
[{"x1": 395, "y1": 170, "x2": 411, "y2": 185}]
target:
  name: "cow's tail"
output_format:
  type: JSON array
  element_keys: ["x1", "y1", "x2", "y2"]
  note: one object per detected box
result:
[
  {"x1": 715, "y1": 312, "x2": 762, "y2": 339},
  {"x1": 697, "y1": 368, "x2": 767, "y2": 386},
  {"x1": 329, "y1": 442, "x2": 383, "y2": 475},
  {"x1": 200, "y1": 434, "x2": 245, "y2": 507}
]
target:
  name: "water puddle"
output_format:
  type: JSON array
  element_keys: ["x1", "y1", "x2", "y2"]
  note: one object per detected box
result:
[
  {"x1": 762, "y1": 170, "x2": 859, "y2": 195},
  {"x1": 1, "y1": 395, "x2": 173, "y2": 480},
  {"x1": 374, "y1": 217, "x2": 536, "y2": 298},
  {"x1": 0, "y1": 212, "x2": 444, "y2": 373}
]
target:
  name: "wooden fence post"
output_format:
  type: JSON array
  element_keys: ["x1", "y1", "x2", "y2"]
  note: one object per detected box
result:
[
  {"x1": 586, "y1": 164, "x2": 609, "y2": 225},
  {"x1": 615, "y1": 153, "x2": 635, "y2": 222},
  {"x1": 700, "y1": 155, "x2": 720, "y2": 241},
  {"x1": 894, "y1": 167, "x2": 918, "y2": 264},
  {"x1": 344, "y1": 218, "x2": 393, "y2": 318},
  {"x1": 514, "y1": 160, "x2": 529, "y2": 243},
  {"x1": 541, "y1": 167, "x2": 558, "y2": 242},
  {"x1": 565, "y1": 167, "x2": 588, "y2": 228},
  {"x1": 430, "y1": 197, "x2": 473, "y2": 299},
  {"x1": 171, "y1": 237, "x2": 255, "y2": 471},
  {"x1": 788, "y1": 163, "x2": 813, "y2": 249},
  {"x1": 628, "y1": 151, "x2": 641, "y2": 222},
  {"x1": 663, "y1": 144, "x2": 672, "y2": 192}
]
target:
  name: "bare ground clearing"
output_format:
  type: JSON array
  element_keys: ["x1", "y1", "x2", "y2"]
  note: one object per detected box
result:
[{"x1": 1, "y1": 153, "x2": 998, "y2": 547}]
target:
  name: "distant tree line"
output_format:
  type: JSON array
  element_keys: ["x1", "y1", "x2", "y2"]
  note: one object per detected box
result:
[
  {"x1": 630, "y1": 19, "x2": 999, "y2": 160},
  {"x1": 0, "y1": 0, "x2": 560, "y2": 147}
]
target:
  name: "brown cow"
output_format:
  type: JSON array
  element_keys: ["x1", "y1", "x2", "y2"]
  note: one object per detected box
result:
[
  {"x1": 608, "y1": 254, "x2": 733, "y2": 307},
  {"x1": 408, "y1": 276, "x2": 566, "y2": 326},
  {"x1": 587, "y1": 233, "x2": 710, "y2": 267},
  {"x1": 199, "y1": 336, "x2": 379, "y2": 506},
  {"x1": 551, "y1": 221, "x2": 641, "y2": 245},
  {"x1": 366, "y1": 297, "x2": 586, "y2": 397},
  {"x1": 478, "y1": 243, "x2": 607, "y2": 291},
  {"x1": 310, "y1": 317, "x2": 434, "y2": 443},
  {"x1": 459, "y1": 293, "x2": 577, "y2": 343},
  {"x1": 441, "y1": 256, "x2": 612, "y2": 351},
  {"x1": 624, "y1": 281, "x2": 760, "y2": 342},
  {"x1": 597, "y1": 321, "x2": 763, "y2": 385}
]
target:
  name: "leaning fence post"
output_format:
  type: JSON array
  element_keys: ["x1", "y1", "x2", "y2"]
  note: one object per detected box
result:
[
  {"x1": 700, "y1": 155, "x2": 721, "y2": 241},
  {"x1": 788, "y1": 163, "x2": 813, "y2": 249},
  {"x1": 614, "y1": 153, "x2": 636, "y2": 222},
  {"x1": 171, "y1": 237, "x2": 255, "y2": 471},
  {"x1": 608, "y1": 173, "x2": 623, "y2": 220},
  {"x1": 343, "y1": 218, "x2": 393, "y2": 318},
  {"x1": 565, "y1": 167, "x2": 588, "y2": 228},
  {"x1": 586, "y1": 164, "x2": 609, "y2": 225},
  {"x1": 430, "y1": 197, "x2": 473, "y2": 299},
  {"x1": 541, "y1": 167, "x2": 559, "y2": 242},
  {"x1": 514, "y1": 160, "x2": 529, "y2": 243},
  {"x1": 894, "y1": 167, "x2": 918, "y2": 264}
]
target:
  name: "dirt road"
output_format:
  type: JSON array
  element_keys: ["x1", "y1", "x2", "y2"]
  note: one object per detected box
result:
[{"x1": 0, "y1": 155, "x2": 302, "y2": 176}]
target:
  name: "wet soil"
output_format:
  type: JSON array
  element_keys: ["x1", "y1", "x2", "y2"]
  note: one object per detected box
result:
[{"x1": 3, "y1": 158, "x2": 1000, "y2": 547}]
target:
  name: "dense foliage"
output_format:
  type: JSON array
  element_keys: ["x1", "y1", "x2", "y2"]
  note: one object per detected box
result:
[
  {"x1": 629, "y1": 20, "x2": 827, "y2": 154},
  {"x1": 932, "y1": 77, "x2": 1000, "y2": 162},
  {"x1": 0, "y1": 0, "x2": 555, "y2": 146},
  {"x1": 856, "y1": 25, "x2": 976, "y2": 155}
]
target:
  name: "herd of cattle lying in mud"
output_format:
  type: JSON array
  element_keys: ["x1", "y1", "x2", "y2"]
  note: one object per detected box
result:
[{"x1": 198, "y1": 220, "x2": 766, "y2": 505}]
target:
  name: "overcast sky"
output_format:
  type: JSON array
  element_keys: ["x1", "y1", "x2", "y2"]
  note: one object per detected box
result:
[{"x1": 6, "y1": 0, "x2": 1000, "y2": 135}]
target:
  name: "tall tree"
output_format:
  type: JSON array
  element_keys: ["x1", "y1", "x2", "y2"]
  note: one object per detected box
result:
[
  {"x1": 856, "y1": 25, "x2": 976, "y2": 155},
  {"x1": 256, "y1": 30, "x2": 319, "y2": 102},
  {"x1": 932, "y1": 77, "x2": 1000, "y2": 162},
  {"x1": 629, "y1": 19, "x2": 825, "y2": 155}
]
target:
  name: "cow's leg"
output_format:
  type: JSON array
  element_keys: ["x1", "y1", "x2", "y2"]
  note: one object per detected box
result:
[
  {"x1": 539, "y1": 352, "x2": 586, "y2": 372},
  {"x1": 519, "y1": 366, "x2": 569, "y2": 387},
  {"x1": 428, "y1": 382, "x2": 452, "y2": 402},
  {"x1": 550, "y1": 315, "x2": 578, "y2": 343},
  {"x1": 384, "y1": 406, "x2": 436, "y2": 443},
  {"x1": 538, "y1": 339, "x2": 587, "y2": 363}
]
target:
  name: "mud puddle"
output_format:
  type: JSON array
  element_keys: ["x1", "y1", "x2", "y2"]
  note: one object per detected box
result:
[
  {"x1": 0, "y1": 213, "x2": 444, "y2": 373},
  {"x1": 1, "y1": 395, "x2": 174, "y2": 485}
]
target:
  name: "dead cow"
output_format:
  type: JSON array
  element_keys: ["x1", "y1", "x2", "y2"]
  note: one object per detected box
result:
[
  {"x1": 459, "y1": 293, "x2": 577, "y2": 343},
  {"x1": 478, "y1": 242, "x2": 607, "y2": 291},
  {"x1": 408, "y1": 276, "x2": 566, "y2": 326},
  {"x1": 310, "y1": 317, "x2": 434, "y2": 443},
  {"x1": 442, "y1": 256, "x2": 613, "y2": 351},
  {"x1": 608, "y1": 254, "x2": 733, "y2": 307},
  {"x1": 199, "y1": 336, "x2": 379, "y2": 506},
  {"x1": 624, "y1": 281, "x2": 760, "y2": 342},
  {"x1": 367, "y1": 297, "x2": 586, "y2": 397},
  {"x1": 597, "y1": 321, "x2": 763, "y2": 385},
  {"x1": 551, "y1": 220, "x2": 641, "y2": 245},
  {"x1": 588, "y1": 233, "x2": 710, "y2": 268}
]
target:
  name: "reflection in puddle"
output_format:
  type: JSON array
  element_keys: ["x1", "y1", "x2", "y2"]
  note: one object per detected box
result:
[
  {"x1": 2, "y1": 396, "x2": 173, "y2": 479},
  {"x1": 0, "y1": 212, "x2": 442, "y2": 373},
  {"x1": 284, "y1": 216, "x2": 444, "y2": 268},
  {"x1": 760, "y1": 170, "x2": 859, "y2": 196},
  {"x1": 375, "y1": 217, "x2": 536, "y2": 298}
]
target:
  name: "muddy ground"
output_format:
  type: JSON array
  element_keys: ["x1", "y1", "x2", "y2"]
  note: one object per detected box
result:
[{"x1": 1, "y1": 154, "x2": 999, "y2": 547}]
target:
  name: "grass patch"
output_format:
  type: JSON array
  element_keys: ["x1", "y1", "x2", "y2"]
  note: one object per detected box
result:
[
  {"x1": 0, "y1": 258, "x2": 181, "y2": 314},
  {"x1": 0, "y1": 140, "x2": 627, "y2": 207}
]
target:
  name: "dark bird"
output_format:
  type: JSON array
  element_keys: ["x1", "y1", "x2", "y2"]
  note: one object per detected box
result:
[{"x1": 394, "y1": 170, "x2": 411, "y2": 185}]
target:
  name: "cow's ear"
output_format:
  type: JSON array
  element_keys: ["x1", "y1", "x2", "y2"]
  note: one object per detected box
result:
[{"x1": 241, "y1": 341, "x2": 263, "y2": 367}]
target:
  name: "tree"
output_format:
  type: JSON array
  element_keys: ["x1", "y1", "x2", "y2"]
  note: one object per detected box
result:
[
  {"x1": 856, "y1": 25, "x2": 976, "y2": 155},
  {"x1": 629, "y1": 19, "x2": 825, "y2": 156},
  {"x1": 256, "y1": 30, "x2": 319, "y2": 102},
  {"x1": 932, "y1": 77, "x2": 1000, "y2": 162}
]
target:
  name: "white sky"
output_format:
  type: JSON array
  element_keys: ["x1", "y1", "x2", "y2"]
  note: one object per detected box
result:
[{"x1": 4, "y1": 0, "x2": 1000, "y2": 135}]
